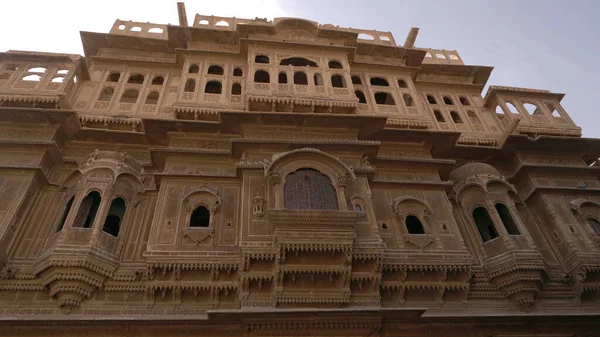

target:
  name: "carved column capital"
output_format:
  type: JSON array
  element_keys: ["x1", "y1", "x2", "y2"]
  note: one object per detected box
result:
[{"x1": 267, "y1": 171, "x2": 282, "y2": 186}]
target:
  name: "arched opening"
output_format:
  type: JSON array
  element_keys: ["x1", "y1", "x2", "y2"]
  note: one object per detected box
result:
[
  {"x1": 278, "y1": 72, "x2": 288, "y2": 84},
  {"x1": 547, "y1": 103, "x2": 561, "y2": 117},
  {"x1": 204, "y1": 81, "x2": 222, "y2": 94},
  {"x1": 233, "y1": 68, "x2": 243, "y2": 77},
  {"x1": 120, "y1": 89, "x2": 139, "y2": 103},
  {"x1": 351, "y1": 76, "x2": 362, "y2": 85},
  {"x1": 57, "y1": 69, "x2": 69, "y2": 75},
  {"x1": 189, "y1": 64, "x2": 199, "y2": 73},
  {"x1": 506, "y1": 102, "x2": 519, "y2": 114},
  {"x1": 231, "y1": 83, "x2": 242, "y2": 95},
  {"x1": 254, "y1": 70, "x2": 270, "y2": 83},
  {"x1": 397, "y1": 79, "x2": 408, "y2": 88},
  {"x1": 130, "y1": 26, "x2": 142, "y2": 32},
  {"x1": 443, "y1": 96, "x2": 454, "y2": 105},
  {"x1": 434, "y1": 109, "x2": 445, "y2": 122},
  {"x1": 313, "y1": 73, "x2": 324, "y2": 86},
  {"x1": 588, "y1": 218, "x2": 600, "y2": 236},
  {"x1": 374, "y1": 92, "x2": 395, "y2": 105},
  {"x1": 56, "y1": 196, "x2": 75, "y2": 232},
  {"x1": 102, "y1": 197, "x2": 126, "y2": 237},
  {"x1": 358, "y1": 33, "x2": 374, "y2": 40},
  {"x1": 127, "y1": 73, "x2": 144, "y2": 84},
  {"x1": 472, "y1": 207, "x2": 499, "y2": 242},
  {"x1": 331, "y1": 74, "x2": 345, "y2": 88},
  {"x1": 354, "y1": 204, "x2": 363, "y2": 212},
  {"x1": 403, "y1": 94, "x2": 414, "y2": 107},
  {"x1": 189, "y1": 206, "x2": 210, "y2": 227},
  {"x1": 467, "y1": 110, "x2": 481, "y2": 124},
  {"x1": 22, "y1": 74, "x2": 41, "y2": 81},
  {"x1": 151, "y1": 76, "x2": 164, "y2": 85},
  {"x1": 370, "y1": 77, "x2": 389, "y2": 86},
  {"x1": 98, "y1": 87, "x2": 114, "y2": 101},
  {"x1": 294, "y1": 71, "x2": 308, "y2": 85},
  {"x1": 255, "y1": 55, "x2": 270, "y2": 64},
  {"x1": 427, "y1": 95, "x2": 437, "y2": 104},
  {"x1": 145, "y1": 91, "x2": 159, "y2": 104},
  {"x1": 73, "y1": 191, "x2": 102, "y2": 228},
  {"x1": 495, "y1": 105, "x2": 505, "y2": 114},
  {"x1": 51, "y1": 77, "x2": 64, "y2": 83},
  {"x1": 328, "y1": 60, "x2": 343, "y2": 69},
  {"x1": 355, "y1": 90, "x2": 367, "y2": 104},
  {"x1": 495, "y1": 203, "x2": 520, "y2": 235},
  {"x1": 450, "y1": 111, "x2": 463, "y2": 123},
  {"x1": 524, "y1": 103, "x2": 540, "y2": 115},
  {"x1": 283, "y1": 168, "x2": 338, "y2": 210},
  {"x1": 405, "y1": 215, "x2": 425, "y2": 234},
  {"x1": 207, "y1": 65, "x2": 224, "y2": 75},
  {"x1": 184, "y1": 79, "x2": 196, "y2": 92},
  {"x1": 28, "y1": 67, "x2": 46, "y2": 73},
  {"x1": 148, "y1": 27, "x2": 163, "y2": 34},
  {"x1": 107, "y1": 72, "x2": 121, "y2": 82},
  {"x1": 215, "y1": 20, "x2": 229, "y2": 27},
  {"x1": 280, "y1": 57, "x2": 317, "y2": 67},
  {"x1": 459, "y1": 96, "x2": 470, "y2": 106}
]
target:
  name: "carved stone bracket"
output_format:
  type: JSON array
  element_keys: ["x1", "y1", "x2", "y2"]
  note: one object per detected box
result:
[{"x1": 183, "y1": 228, "x2": 214, "y2": 245}]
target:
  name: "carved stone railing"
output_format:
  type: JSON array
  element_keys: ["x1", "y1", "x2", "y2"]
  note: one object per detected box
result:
[
  {"x1": 483, "y1": 237, "x2": 507, "y2": 257},
  {"x1": 65, "y1": 228, "x2": 93, "y2": 245},
  {"x1": 269, "y1": 209, "x2": 358, "y2": 231},
  {"x1": 96, "y1": 231, "x2": 119, "y2": 255}
]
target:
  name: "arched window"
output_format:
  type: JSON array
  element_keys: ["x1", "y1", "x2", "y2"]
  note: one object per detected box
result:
[
  {"x1": 278, "y1": 72, "x2": 288, "y2": 84},
  {"x1": 294, "y1": 71, "x2": 308, "y2": 85},
  {"x1": 280, "y1": 57, "x2": 317, "y2": 67},
  {"x1": 233, "y1": 68, "x2": 243, "y2": 77},
  {"x1": 145, "y1": 91, "x2": 159, "y2": 104},
  {"x1": 397, "y1": 79, "x2": 408, "y2": 88},
  {"x1": 459, "y1": 96, "x2": 470, "y2": 106},
  {"x1": 370, "y1": 77, "x2": 389, "y2": 86},
  {"x1": 151, "y1": 76, "x2": 164, "y2": 85},
  {"x1": 355, "y1": 90, "x2": 367, "y2": 104},
  {"x1": 283, "y1": 169, "x2": 338, "y2": 210},
  {"x1": 120, "y1": 89, "x2": 139, "y2": 103},
  {"x1": 405, "y1": 215, "x2": 425, "y2": 234},
  {"x1": 231, "y1": 83, "x2": 241, "y2": 95},
  {"x1": 403, "y1": 94, "x2": 414, "y2": 107},
  {"x1": 450, "y1": 111, "x2": 463, "y2": 123},
  {"x1": 28, "y1": 67, "x2": 46, "y2": 73},
  {"x1": 427, "y1": 95, "x2": 437, "y2": 104},
  {"x1": 204, "y1": 81, "x2": 222, "y2": 94},
  {"x1": 588, "y1": 218, "x2": 600, "y2": 236},
  {"x1": 189, "y1": 64, "x2": 199, "y2": 73},
  {"x1": 56, "y1": 196, "x2": 75, "y2": 232},
  {"x1": 524, "y1": 103, "x2": 540, "y2": 115},
  {"x1": 374, "y1": 92, "x2": 395, "y2": 105},
  {"x1": 255, "y1": 55, "x2": 270, "y2": 64},
  {"x1": 107, "y1": 72, "x2": 121, "y2": 82},
  {"x1": 314, "y1": 73, "x2": 324, "y2": 86},
  {"x1": 73, "y1": 191, "x2": 102, "y2": 228},
  {"x1": 127, "y1": 73, "x2": 144, "y2": 84},
  {"x1": 51, "y1": 77, "x2": 64, "y2": 83},
  {"x1": 495, "y1": 105, "x2": 505, "y2": 115},
  {"x1": 443, "y1": 96, "x2": 454, "y2": 105},
  {"x1": 189, "y1": 206, "x2": 210, "y2": 227},
  {"x1": 506, "y1": 102, "x2": 519, "y2": 114},
  {"x1": 98, "y1": 87, "x2": 114, "y2": 101},
  {"x1": 351, "y1": 76, "x2": 362, "y2": 85},
  {"x1": 22, "y1": 74, "x2": 41, "y2": 81},
  {"x1": 495, "y1": 203, "x2": 520, "y2": 235},
  {"x1": 328, "y1": 60, "x2": 343, "y2": 69},
  {"x1": 184, "y1": 79, "x2": 196, "y2": 92},
  {"x1": 467, "y1": 110, "x2": 481, "y2": 124},
  {"x1": 207, "y1": 65, "x2": 224, "y2": 75},
  {"x1": 102, "y1": 197, "x2": 126, "y2": 237},
  {"x1": 331, "y1": 74, "x2": 345, "y2": 88},
  {"x1": 434, "y1": 109, "x2": 445, "y2": 122},
  {"x1": 254, "y1": 70, "x2": 270, "y2": 83},
  {"x1": 472, "y1": 207, "x2": 499, "y2": 242}
]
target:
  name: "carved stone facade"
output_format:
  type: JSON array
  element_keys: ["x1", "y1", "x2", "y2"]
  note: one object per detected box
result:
[{"x1": 0, "y1": 4, "x2": 599, "y2": 336}]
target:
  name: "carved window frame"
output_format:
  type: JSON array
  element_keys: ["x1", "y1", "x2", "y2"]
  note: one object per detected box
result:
[
  {"x1": 392, "y1": 197, "x2": 433, "y2": 235},
  {"x1": 182, "y1": 188, "x2": 222, "y2": 229}
]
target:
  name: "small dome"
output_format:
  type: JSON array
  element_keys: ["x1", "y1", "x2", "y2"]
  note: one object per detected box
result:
[{"x1": 449, "y1": 162, "x2": 501, "y2": 183}]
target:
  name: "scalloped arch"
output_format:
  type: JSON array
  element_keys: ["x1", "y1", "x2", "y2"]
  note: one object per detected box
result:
[
  {"x1": 265, "y1": 148, "x2": 356, "y2": 180},
  {"x1": 391, "y1": 196, "x2": 433, "y2": 214}
]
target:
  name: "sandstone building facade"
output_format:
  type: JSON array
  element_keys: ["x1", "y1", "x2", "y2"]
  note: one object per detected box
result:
[{"x1": 0, "y1": 4, "x2": 599, "y2": 336}]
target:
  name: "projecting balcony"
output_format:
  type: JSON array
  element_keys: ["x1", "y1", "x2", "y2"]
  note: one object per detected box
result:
[{"x1": 269, "y1": 209, "x2": 358, "y2": 245}]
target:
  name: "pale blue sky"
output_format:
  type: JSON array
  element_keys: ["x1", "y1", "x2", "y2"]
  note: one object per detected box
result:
[{"x1": 1, "y1": 0, "x2": 598, "y2": 137}]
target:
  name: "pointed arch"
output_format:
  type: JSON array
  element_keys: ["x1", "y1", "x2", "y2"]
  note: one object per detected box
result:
[{"x1": 254, "y1": 70, "x2": 270, "y2": 83}]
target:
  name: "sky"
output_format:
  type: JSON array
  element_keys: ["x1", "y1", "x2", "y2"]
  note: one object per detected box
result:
[{"x1": 1, "y1": 0, "x2": 598, "y2": 138}]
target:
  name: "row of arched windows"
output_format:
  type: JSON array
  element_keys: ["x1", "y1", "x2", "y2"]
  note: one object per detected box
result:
[
  {"x1": 253, "y1": 55, "x2": 343, "y2": 69},
  {"x1": 352, "y1": 76, "x2": 409, "y2": 89},
  {"x1": 427, "y1": 94, "x2": 470, "y2": 106},
  {"x1": 183, "y1": 79, "x2": 242, "y2": 95},
  {"x1": 472, "y1": 203, "x2": 520, "y2": 242},
  {"x1": 253, "y1": 70, "x2": 347, "y2": 87},
  {"x1": 495, "y1": 101, "x2": 562, "y2": 117},
  {"x1": 56, "y1": 192, "x2": 126, "y2": 237},
  {"x1": 99, "y1": 88, "x2": 160, "y2": 104},
  {"x1": 354, "y1": 90, "x2": 415, "y2": 107},
  {"x1": 188, "y1": 64, "x2": 243, "y2": 77},
  {"x1": 106, "y1": 72, "x2": 164, "y2": 86}
]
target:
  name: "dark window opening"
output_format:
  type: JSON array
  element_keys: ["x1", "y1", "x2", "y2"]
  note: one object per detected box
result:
[
  {"x1": 255, "y1": 55, "x2": 270, "y2": 64},
  {"x1": 294, "y1": 71, "x2": 308, "y2": 85},
  {"x1": 102, "y1": 197, "x2": 126, "y2": 237},
  {"x1": 127, "y1": 73, "x2": 144, "y2": 84},
  {"x1": 427, "y1": 95, "x2": 437, "y2": 104},
  {"x1": 355, "y1": 90, "x2": 367, "y2": 104},
  {"x1": 328, "y1": 60, "x2": 343, "y2": 69},
  {"x1": 405, "y1": 215, "x2": 425, "y2": 234},
  {"x1": 107, "y1": 72, "x2": 121, "y2": 82},
  {"x1": 280, "y1": 57, "x2": 317, "y2": 67},
  {"x1": 450, "y1": 111, "x2": 463, "y2": 123},
  {"x1": 233, "y1": 68, "x2": 243, "y2": 77},
  {"x1": 434, "y1": 109, "x2": 445, "y2": 122},
  {"x1": 397, "y1": 79, "x2": 408, "y2": 88},
  {"x1": 278, "y1": 72, "x2": 288, "y2": 84},
  {"x1": 98, "y1": 87, "x2": 114, "y2": 101},
  {"x1": 190, "y1": 206, "x2": 210, "y2": 227},
  {"x1": 231, "y1": 83, "x2": 242, "y2": 95},
  {"x1": 254, "y1": 70, "x2": 270, "y2": 83},
  {"x1": 184, "y1": 79, "x2": 196, "y2": 92},
  {"x1": 370, "y1": 77, "x2": 389, "y2": 86},
  {"x1": 56, "y1": 196, "x2": 75, "y2": 232},
  {"x1": 189, "y1": 64, "x2": 199, "y2": 73},
  {"x1": 151, "y1": 76, "x2": 164, "y2": 85},
  {"x1": 472, "y1": 207, "x2": 499, "y2": 242},
  {"x1": 467, "y1": 110, "x2": 481, "y2": 124},
  {"x1": 283, "y1": 168, "x2": 338, "y2": 210},
  {"x1": 374, "y1": 92, "x2": 395, "y2": 105},
  {"x1": 145, "y1": 91, "x2": 159, "y2": 104},
  {"x1": 120, "y1": 89, "x2": 139, "y2": 103},
  {"x1": 73, "y1": 191, "x2": 102, "y2": 229},
  {"x1": 443, "y1": 96, "x2": 454, "y2": 105},
  {"x1": 314, "y1": 73, "x2": 324, "y2": 86},
  {"x1": 331, "y1": 75, "x2": 345, "y2": 88},
  {"x1": 204, "y1": 80, "x2": 222, "y2": 94},
  {"x1": 588, "y1": 218, "x2": 600, "y2": 236},
  {"x1": 351, "y1": 76, "x2": 362, "y2": 85},
  {"x1": 403, "y1": 93, "x2": 414, "y2": 107},
  {"x1": 207, "y1": 65, "x2": 224, "y2": 75},
  {"x1": 495, "y1": 203, "x2": 520, "y2": 235},
  {"x1": 459, "y1": 96, "x2": 470, "y2": 106}
]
